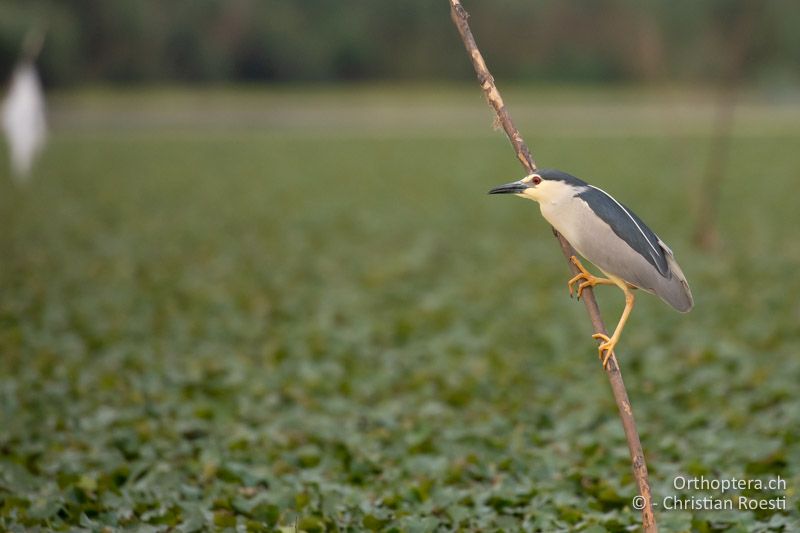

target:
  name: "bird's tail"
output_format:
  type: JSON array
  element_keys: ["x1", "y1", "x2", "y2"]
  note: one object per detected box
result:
[{"x1": 656, "y1": 242, "x2": 693, "y2": 312}]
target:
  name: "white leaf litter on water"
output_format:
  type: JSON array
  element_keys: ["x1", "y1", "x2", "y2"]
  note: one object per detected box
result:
[{"x1": 2, "y1": 63, "x2": 47, "y2": 182}]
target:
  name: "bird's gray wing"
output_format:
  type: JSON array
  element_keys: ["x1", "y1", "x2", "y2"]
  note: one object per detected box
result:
[
  {"x1": 572, "y1": 185, "x2": 693, "y2": 312},
  {"x1": 576, "y1": 186, "x2": 670, "y2": 276}
]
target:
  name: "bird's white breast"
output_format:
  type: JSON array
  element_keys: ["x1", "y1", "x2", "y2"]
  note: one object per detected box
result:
[
  {"x1": 538, "y1": 191, "x2": 596, "y2": 259},
  {"x1": 528, "y1": 182, "x2": 595, "y2": 256}
]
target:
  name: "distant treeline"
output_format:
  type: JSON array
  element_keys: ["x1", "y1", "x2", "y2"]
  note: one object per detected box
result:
[{"x1": 1, "y1": 0, "x2": 798, "y2": 87}]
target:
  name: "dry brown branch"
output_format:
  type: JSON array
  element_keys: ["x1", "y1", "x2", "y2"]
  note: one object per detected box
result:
[{"x1": 448, "y1": 1, "x2": 657, "y2": 530}]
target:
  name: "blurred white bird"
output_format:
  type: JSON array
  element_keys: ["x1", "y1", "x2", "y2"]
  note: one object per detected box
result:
[{"x1": 2, "y1": 58, "x2": 47, "y2": 183}]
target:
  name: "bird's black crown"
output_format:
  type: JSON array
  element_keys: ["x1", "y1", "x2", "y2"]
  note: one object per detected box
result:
[{"x1": 537, "y1": 168, "x2": 588, "y2": 187}]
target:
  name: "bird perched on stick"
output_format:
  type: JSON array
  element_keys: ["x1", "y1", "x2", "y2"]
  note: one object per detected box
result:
[{"x1": 489, "y1": 169, "x2": 693, "y2": 368}]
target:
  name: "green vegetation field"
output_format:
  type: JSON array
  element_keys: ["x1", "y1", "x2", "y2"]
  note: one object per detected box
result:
[{"x1": 1, "y1": 86, "x2": 799, "y2": 531}]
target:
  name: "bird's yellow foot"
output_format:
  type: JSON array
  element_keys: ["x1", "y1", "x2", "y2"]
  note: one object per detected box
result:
[
  {"x1": 592, "y1": 332, "x2": 617, "y2": 369},
  {"x1": 567, "y1": 256, "x2": 614, "y2": 300}
]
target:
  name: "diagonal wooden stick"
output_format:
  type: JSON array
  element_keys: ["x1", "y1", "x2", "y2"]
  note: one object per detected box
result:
[{"x1": 448, "y1": 2, "x2": 657, "y2": 531}]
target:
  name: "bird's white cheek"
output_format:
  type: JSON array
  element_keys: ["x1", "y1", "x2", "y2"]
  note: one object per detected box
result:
[{"x1": 516, "y1": 189, "x2": 540, "y2": 202}]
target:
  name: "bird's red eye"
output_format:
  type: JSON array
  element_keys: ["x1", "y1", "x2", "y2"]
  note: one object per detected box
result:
[{"x1": 532, "y1": 175, "x2": 542, "y2": 185}]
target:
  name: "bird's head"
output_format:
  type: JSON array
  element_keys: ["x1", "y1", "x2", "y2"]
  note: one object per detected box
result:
[{"x1": 488, "y1": 168, "x2": 587, "y2": 204}]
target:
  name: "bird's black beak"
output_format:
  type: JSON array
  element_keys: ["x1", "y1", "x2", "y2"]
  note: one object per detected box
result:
[{"x1": 488, "y1": 179, "x2": 529, "y2": 195}]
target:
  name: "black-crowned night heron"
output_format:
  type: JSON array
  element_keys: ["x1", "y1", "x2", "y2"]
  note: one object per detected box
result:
[{"x1": 489, "y1": 168, "x2": 693, "y2": 368}]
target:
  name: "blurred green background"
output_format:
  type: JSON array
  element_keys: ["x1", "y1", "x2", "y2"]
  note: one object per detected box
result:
[
  {"x1": 1, "y1": 1, "x2": 799, "y2": 532},
  {"x1": 1, "y1": 0, "x2": 800, "y2": 87}
]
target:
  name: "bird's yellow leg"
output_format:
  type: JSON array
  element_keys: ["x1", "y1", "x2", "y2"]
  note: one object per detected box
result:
[
  {"x1": 567, "y1": 255, "x2": 615, "y2": 300},
  {"x1": 592, "y1": 280, "x2": 635, "y2": 369}
]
